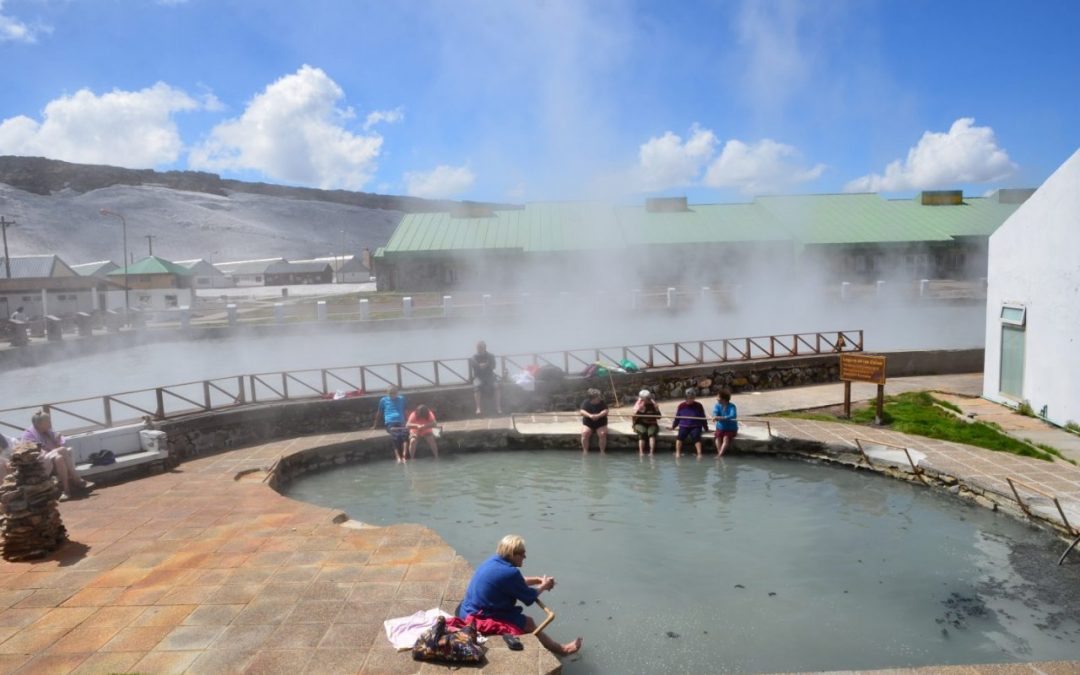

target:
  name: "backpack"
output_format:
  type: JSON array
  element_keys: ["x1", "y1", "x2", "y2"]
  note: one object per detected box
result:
[{"x1": 412, "y1": 616, "x2": 484, "y2": 664}]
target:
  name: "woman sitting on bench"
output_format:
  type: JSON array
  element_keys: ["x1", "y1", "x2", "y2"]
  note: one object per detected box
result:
[{"x1": 20, "y1": 411, "x2": 91, "y2": 499}]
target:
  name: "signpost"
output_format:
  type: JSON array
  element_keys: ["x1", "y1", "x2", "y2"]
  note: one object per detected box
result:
[{"x1": 840, "y1": 353, "x2": 887, "y2": 424}]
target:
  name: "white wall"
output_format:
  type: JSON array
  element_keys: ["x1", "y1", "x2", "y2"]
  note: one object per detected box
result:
[
  {"x1": 105, "y1": 288, "x2": 194, "y2": 312},
  {"x1": 983, "y1": 148, "x2": 1080, "y2": 427},
  {"x1": 0, "y1": 290, "x2": 96, "y2": 318}
]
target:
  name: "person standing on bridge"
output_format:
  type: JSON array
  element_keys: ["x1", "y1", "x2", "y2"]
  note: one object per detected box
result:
[{"x1": 470, "y1": 341, "x2": 503, "y2": 416}]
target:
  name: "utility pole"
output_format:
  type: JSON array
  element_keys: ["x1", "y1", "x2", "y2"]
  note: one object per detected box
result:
[
  {"x1": 0, "y1": 216, "x2": 14, "y2": 279},
  {"x1": 145, "y1": 235, "x2": 156, "y2": 256}
]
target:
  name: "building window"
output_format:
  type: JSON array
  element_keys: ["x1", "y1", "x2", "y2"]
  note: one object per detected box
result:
[
  {"x1": 165, "y1": 295, "x2": 178, "y2": 308},
  {"x1": 255, "y1": 276, "x2": 262, "y2": 283},
  {"x1": 1000, "y1": 304, "x2": 1026, "y2": 326},
  {"x1": 21, "y1": 296, "x2": 32, "y2": 302}
]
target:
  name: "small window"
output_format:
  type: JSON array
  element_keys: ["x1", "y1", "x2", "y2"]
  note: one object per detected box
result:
[
  {"x1": 255, "y1": 276, "x2": 263, "y2": 283},
  {"x1": 165, "y1": 295, "x2": 178, "y2": 308},
  {"x1": 1001, "y1": 305, "x2": 1026, "y2": 326},
  {"x1": 22, "y1": 295, "x2": 32, "y2": 302}
]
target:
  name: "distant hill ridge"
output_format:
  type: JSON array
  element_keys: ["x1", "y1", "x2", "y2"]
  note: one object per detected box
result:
[{"x1": 0, "y1": 155, "x2": 511, "y2": 213}]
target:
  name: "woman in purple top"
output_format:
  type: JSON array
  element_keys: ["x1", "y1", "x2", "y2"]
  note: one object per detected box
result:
[
  {"x1": 459, "y1": 535, "x2": 583, "y2": 656},
  {"x1": 671, "y1": 388, "x2": 708, "y2": 457},
  {"x1": 21, "y1": 411, "x2": 89, "y2": 498}
]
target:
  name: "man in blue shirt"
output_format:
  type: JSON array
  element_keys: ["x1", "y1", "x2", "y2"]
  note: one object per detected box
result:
[
  {"x1": 372, "y1": 385, "x2": 409, "y2": 462},
  {"x1": 459, "y1": 534, "x2": 583, "y2": 656}
]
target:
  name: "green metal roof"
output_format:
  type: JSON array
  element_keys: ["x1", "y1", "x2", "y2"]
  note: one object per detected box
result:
[
  {"x1": 384, "y1": 203, "x2": 620, "y2": 255},
  {"x1": 382, "y1": 192, "x2": 1026, "y2": 255},
  {"x1": 108, "y1": 256, "x2": 192, "y2": 276},
  {"x1": 618, "y1": 202, "x2": 790, "y2": 245},
  {"x1": 757, "y1": 194, "x2": 954, "y2": 244}
]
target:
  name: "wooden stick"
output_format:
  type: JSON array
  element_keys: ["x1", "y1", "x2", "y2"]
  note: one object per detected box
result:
[{"x1": 533, "y1": 599, "x2": 556, "y2": 636}]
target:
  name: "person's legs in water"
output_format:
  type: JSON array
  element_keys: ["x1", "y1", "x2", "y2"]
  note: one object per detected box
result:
[
  {"x1": 718, "y1": 431, "x2": 734, "y2": 457},
  {"x1": 522, "y1": 615, "x2": 583, "y2": 656},
  {"x1": 580, "y1": 426, "x2": 592, "y2": 453},
  {"x1": 635, "y1": 426, "x2": 646, "y2": 455},
  {"x1": 693, "y1": 429, "x2": 703, "y2": 457},
  {"x1": 597, "y1": 427, "x2": 607, "y2": 453},
  {"x1": 408, "y1": 434, "x2": 418, "y2": 460},
  {"x1": 424, "y1": 434, "x2": 439, "y2": 458},
  {"x1": 648, "y1": 427, "x2": 657, "y2": 454}
]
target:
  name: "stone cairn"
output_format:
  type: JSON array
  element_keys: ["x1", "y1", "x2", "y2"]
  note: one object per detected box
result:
[{"x1": 0, "y1": 443, "x2": 67, "y2": 561}]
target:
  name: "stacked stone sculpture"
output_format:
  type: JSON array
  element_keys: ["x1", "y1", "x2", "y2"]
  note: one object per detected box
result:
[{"x1": 0, "y1": 443, "x2": 67, "y2": 561}]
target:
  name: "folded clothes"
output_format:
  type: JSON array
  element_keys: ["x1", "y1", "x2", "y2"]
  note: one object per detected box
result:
[{"x1": 384, "y1": 608, "x2": 453, "y2": 650}]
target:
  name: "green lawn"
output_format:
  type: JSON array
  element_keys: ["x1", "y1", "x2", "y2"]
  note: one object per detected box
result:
[{"x1": 775, "y1": 391, "x2": 1066, "y2": 462}]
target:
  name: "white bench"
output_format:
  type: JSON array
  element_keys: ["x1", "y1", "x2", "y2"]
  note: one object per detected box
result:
[{"x1": 67, "y1": 424, "x2": 169, "y2": 478}]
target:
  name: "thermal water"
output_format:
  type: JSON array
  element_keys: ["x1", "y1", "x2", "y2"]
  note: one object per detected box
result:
[{"x1": 286, "y1": 451, "x2": 1080, "y2": 674}]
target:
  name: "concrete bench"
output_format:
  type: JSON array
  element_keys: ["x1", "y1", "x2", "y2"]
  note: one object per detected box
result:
[{"x1": 67, "y1": 424, "x2": 169, "y2": 480}]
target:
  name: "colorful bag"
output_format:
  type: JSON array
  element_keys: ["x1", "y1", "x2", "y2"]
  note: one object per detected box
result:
[{"x1": 412, "y1": 616, "x2": 484, "y2": 664}]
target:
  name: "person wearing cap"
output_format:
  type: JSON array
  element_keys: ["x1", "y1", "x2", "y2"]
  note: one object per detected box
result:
[
  {"x1": 631, "y1": 390, "x2": 661, "y2": 455},
  {"x1": 671, "y1": 388, "x2": 708, "y2": 457},
  {"x1": 20, "y1": 411, "x2": 91, "y2": 498}
]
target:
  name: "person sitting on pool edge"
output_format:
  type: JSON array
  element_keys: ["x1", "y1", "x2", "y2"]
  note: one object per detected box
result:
[
  {"x1": 372, "y1": 385, "x2": 409, "y2": 463},
  {"x1": 671, "y1": 388, "x2": 708, "y2": 457},
  {"x1": 406, "y1": 404, "x2": 439, "y2": 459},
  {"x1": 713, "y1": 389, "x2": 738, "y2": 457},
  {"x1": 631, "y1": 389, "x2": 661, "y2": 455},
  {"x1": 456, "y1": 534, "x2": 583, "y2": 656},
  {"x1": 579, "y1": 388, "x2": 608, "y2": 453}
]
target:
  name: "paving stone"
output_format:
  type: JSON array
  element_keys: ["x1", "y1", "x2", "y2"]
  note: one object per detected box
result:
[
  {"x1": 243, "y1": 649, "x2": 314, "y2": 675},
  {"x1": 157, "y1": 624, "x2": 226, "y2": 651}
]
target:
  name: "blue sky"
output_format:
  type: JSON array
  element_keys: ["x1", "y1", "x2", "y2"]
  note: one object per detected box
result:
[{"x1": 1, "y1": 0, "x2": 1078, "y2": 202}]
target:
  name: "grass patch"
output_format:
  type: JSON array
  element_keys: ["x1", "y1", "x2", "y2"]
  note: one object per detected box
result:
[
  {"x1": 776, "y1": 391, "x2": 1059, "y2": 462},
  {"x1": 1066, "y1": 421, "x2": 1080, "y2": 435},
  {"x1": 770, "y1": 411, "x2": 845, "y2": 423},
  {"x1": 933, "y1": 397, "x2": 962, "y2": 413},
  {"x1": 1017, "y1": 399, "x2": 1036, "y2": 417}
]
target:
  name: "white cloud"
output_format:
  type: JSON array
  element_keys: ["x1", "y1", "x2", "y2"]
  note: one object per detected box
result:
[
  {"x1": 363, "y1": 107, "x2": 404, "y2": 131},
  {"x1": 0, "y1": 0, "x2": 43, "y2": 43},
  {"x1": 704, "y1": 139, "x2": 826, "y2": 195},
  {"x1": 189, "y1": 65, "x2": 383, "y2": 190},
  {"x1": 0, "y1": 83, "x2": 198, "y2": 167},
  {"x1": 634, "y1": 125, "x2": 717, "y2": 192},
  {"x1": 845, "y1": 118, "x2": 1016, "y2": 192},
  {"x1": 620, "y1": 125, "x2": 823, "y2": 196},
  {"x1": 404, "y1": 164, "x2": 475, "y2": 199}
]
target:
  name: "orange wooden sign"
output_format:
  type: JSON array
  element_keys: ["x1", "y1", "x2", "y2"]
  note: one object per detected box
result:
[{"x1": 840, "y1": 354, "x2": 887, "y2": 385}]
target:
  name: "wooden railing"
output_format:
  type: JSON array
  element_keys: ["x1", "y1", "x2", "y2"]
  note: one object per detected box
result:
[{"x1": 0, "y1": 330, "x2": 861, "y2": 435}]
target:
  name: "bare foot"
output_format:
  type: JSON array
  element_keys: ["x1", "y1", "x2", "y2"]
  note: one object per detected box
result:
[{"x1": 561, "y1": 637, "x2": 583, "y2": 655}]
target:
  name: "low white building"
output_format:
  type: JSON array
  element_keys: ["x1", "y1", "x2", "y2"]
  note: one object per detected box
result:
[
  {"x1": 291, "y1": 253, "x2": 372, "y2": 283},
  {"x1": 214, "y1": 258, "x2": 284, "y2": 287},
  {"x1": 104, "y1": 287, "x2": 194, "y2": 312},
  {"x1": 174, "y1": 259, "x2": 234, "y2": 288},
  {"x1": 983, "y1": 147, "x2": 1080, "y2": 427}
]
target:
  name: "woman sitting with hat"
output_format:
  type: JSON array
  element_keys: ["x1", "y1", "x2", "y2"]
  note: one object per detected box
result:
[{"x1": 631, "y1": 390, "x2": 662, "y2": 455}]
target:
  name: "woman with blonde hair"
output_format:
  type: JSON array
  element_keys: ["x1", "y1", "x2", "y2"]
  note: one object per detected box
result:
[{"x1": 456, "y1": 535, "x2": 583, "y2": 656}]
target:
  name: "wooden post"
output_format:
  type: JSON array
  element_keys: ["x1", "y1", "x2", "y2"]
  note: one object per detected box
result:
[
  {"x1": 843, "y1": 381, "x2": 852, "y2": 418},
  {"x1": 875, "y1": 384, "x2": 885, "y2": 425}
]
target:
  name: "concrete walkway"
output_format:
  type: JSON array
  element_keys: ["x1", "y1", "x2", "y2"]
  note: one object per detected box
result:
[
  {"x1": 0, "y1": 374, "x2": 1077, "y2": 674},
  {"x1": 934, "y1": 393, "x2": 1080, "y2": 464}
]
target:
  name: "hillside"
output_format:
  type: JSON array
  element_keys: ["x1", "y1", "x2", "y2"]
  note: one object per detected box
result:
[{"x1": 0, "y1": 156, "x2": 508, "y2": 264}]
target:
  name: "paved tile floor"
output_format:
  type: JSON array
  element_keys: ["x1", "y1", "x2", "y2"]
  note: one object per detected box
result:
[{"x1": 0, "y1": 373, "x2": 1076, "y2": 674}]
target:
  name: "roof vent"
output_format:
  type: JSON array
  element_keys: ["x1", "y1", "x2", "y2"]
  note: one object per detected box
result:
[
  {"x1": 450, "y1": 202, "x2": 495, "y2": 218},
  {"x1": 996, "y1": 188, "x2": 1036, "y2": 204},
  {"x1": 646, "y1": 196, "x2": 689, "y2": 213},
  {"x1": 919, "y1": 190, "x2": 963, "y2": 206}
]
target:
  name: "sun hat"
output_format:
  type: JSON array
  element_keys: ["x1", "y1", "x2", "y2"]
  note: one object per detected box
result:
[{"x1": 638, "y1": 389, "x2": 651, "y2": 398}]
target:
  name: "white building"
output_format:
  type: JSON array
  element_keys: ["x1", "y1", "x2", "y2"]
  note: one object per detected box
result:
[
  {"x1": 214, "y1": 258, "x2": 284, "y2": 287},
  {"x1": 983, "y1": 148, "x2": 1080, "y2": 427},
  {"x1": 290, "y1": 252, "x2": 372, "y2": 283},
  {"x1": 174, "y1": 259, "x2": 233, "y2": 288},
  {"x1": 0, "y1": 255, "x2": 113, "y2": 318}
]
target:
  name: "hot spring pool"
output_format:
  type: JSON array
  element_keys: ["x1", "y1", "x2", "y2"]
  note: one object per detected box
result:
[{"x1": 285, "y1": 451, "x2": 1080, "y2": 674}]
